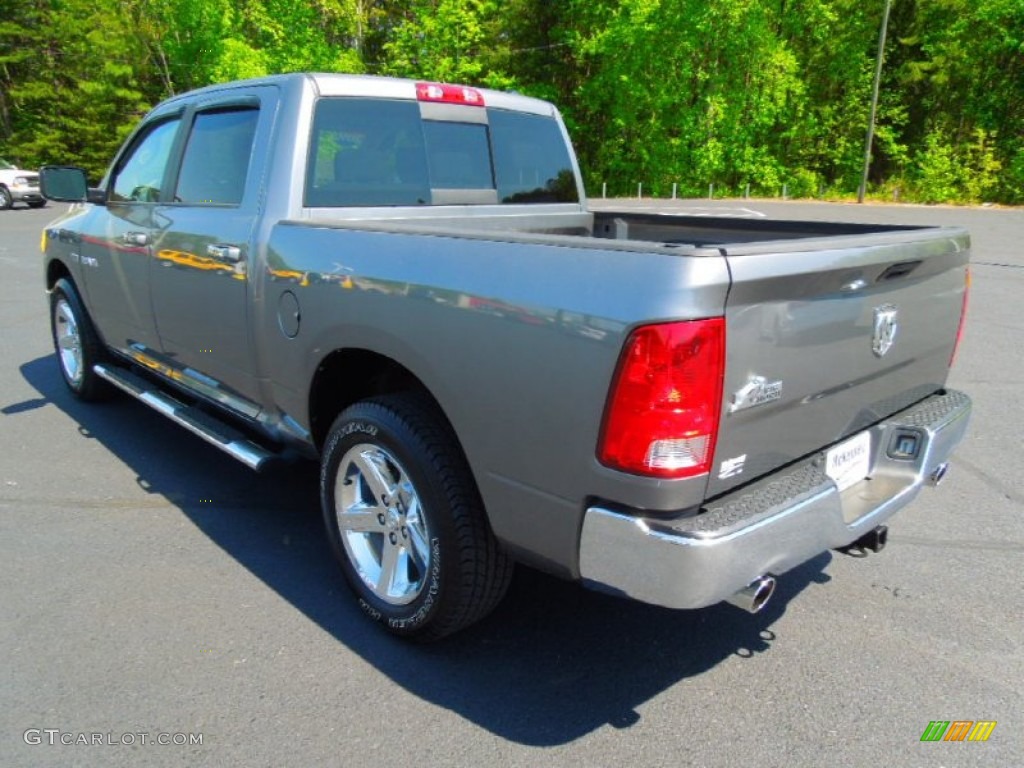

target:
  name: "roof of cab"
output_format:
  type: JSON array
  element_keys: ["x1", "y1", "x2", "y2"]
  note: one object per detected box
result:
[{"x1": 151, "y1": 72, "x2": 557, "y2": 118}]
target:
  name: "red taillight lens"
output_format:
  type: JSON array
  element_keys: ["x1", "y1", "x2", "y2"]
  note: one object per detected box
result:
[
  {"x1": 598, "y1": 318, "x2": 726, "y2": 479},
  {"x1": 415, "y1": 82, "x2": 485, "y2": 107},
  {"x1": 950, "y1": 266, "x2": 970, "y2": 367}
]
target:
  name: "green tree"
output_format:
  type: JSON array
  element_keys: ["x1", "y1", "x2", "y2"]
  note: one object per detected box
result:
[
  {"x1": 1, "y1": 0, "x2": 1021, "y2": 204},
  {"x1": 380, "y1": 0, "x2": 513, "y2": 87},
  {"x1": 0, "y1": 0, "x2": 149, "y2": 177}
]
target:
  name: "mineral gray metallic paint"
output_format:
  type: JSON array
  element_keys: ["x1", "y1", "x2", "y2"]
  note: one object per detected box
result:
[{"x1": 42, "y1": 72, "x2": 971, "y2": 603}]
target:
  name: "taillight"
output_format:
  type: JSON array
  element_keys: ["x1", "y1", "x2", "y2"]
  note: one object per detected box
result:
[
  {"x1": 598, "y1": 318, "x2": 726, "y2": 479},
  {"x1": 415, "y1": 82, "x2": 485, "y2": 107},
  {"x1": 950, "y1": 266, "x2": 970, "y2": 367}
]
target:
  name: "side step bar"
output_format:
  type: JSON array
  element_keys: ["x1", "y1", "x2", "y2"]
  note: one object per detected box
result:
[{"x1": 94, "y1": 364, "x2": 278, "y2": 471}]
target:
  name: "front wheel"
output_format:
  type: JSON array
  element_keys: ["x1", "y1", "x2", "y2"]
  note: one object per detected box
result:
[
  {"x1": 50, "y1": 278, "x2": 109, "y2": 401},
  {"x1": 320, "y1": 395, "x2": 512, "y2": 640},
  {"x1": 0, "y1": 186, "x2": 12, "y2": 210}
]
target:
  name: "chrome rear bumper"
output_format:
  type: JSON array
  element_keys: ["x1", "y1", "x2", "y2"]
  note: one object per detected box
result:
[{"x1": 578, "y1": 389, "x2": 971, "y2": 610}]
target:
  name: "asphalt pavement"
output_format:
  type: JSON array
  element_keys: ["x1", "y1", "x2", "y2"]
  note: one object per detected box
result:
[{"x1": 1, "y1": 199, "x2": 1021, "y2": 767}]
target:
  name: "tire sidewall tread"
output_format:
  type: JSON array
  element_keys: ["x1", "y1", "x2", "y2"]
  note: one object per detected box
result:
[
  {"x1": 50, "y1": 277, "x2": 109, "y2": 401},
  {"x1": 320, "y1": 394, "x2": 511, "y2": 641}
]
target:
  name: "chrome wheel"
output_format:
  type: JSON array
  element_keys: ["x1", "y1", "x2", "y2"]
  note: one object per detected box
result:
[
  {"x1": 49, "y1": 278, "x2": 109, "y2": 401},
  {"x1": 335, "y1": 443, "x2": 431, "y2": 605},
  {"x1": 54, "y1": 297, "x2": 84, "y2": 387},
  {"x1": 322, "y1": 396, "x2": 513, "y2": 639},
  {"x1": 0, "y1": 187, "x2": 11, "y2": 209}
]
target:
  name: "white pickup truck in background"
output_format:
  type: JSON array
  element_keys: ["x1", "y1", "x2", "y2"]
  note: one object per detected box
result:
[{"x1": 0, "y1": 158, "x2": 45, "y2": 210}]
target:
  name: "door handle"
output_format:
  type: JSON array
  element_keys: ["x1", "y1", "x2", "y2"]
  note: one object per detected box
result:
[
  {"x1": 121, "y1": 231, "x2": 149, "y2": 246},
  {"x1": 207, "y1": 244, "x2": 242, "y2": 263}
]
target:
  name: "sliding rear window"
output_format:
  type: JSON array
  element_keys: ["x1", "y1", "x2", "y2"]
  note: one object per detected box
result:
[{"x1": 305, "y1": 98, "x2": 578, "y2": 207}]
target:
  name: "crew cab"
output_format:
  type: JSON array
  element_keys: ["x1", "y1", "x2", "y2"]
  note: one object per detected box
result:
[{"x1": 39, "y1": 73, "x2": 971, "y2": 639}]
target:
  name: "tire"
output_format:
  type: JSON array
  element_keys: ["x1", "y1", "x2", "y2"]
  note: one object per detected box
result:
[
  {"x1": 28, "y1": 200, "x2": 47, "y2": 209},
  {"x1": 49, "y1": 277, "x2": 110, "y2": 401},
  {"x1": 320, "y1": 394, "x2": 512, "y2": 640},
  {"x1": 0, "y1": 186, "x2": 12, "y2": 210}
]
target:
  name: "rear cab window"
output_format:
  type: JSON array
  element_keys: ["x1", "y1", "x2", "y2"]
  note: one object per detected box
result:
[{"x1": 305, "y1": 96, "x2": 578, "y2": 208}]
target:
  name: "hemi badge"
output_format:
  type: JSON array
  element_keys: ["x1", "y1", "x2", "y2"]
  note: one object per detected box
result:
[{"x1": 729, "y1": 375, "x2": 783, "y2": 414}]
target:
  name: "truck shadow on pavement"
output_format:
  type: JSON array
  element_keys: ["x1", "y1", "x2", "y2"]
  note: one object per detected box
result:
[{"x1": 16, "y1": 354, "x2": 833, "y2": 747}]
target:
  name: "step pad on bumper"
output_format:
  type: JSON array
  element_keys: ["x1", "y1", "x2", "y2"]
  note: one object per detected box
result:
[
  {"x1": 579, "y1": 389, "x2": 972, "y2": 611},
  {"x1": 670, "y1": 389, "x2": 971, "y2": 539}
]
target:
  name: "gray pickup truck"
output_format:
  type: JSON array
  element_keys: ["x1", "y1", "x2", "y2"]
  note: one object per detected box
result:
[{"x1": 40, "y1": 73, "x2": 971, "y2": 639}]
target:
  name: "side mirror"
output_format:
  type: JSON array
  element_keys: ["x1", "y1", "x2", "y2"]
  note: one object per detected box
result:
[{"x1": 40, "y1": 165, "x2": 105, "y2": 204}]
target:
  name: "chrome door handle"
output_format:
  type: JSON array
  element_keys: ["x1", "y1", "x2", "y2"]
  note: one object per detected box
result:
[
  {"x1": 207, "y1": 244, "x2": 242, "y2": 263},
  {"x1": 121, "y1": 231, "x2": 149, "y2": 246}
]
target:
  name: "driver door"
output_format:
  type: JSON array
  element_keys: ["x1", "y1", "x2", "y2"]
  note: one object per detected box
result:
[{"x1": 79, "y1": 116, "x2": 182, "y2": 354}]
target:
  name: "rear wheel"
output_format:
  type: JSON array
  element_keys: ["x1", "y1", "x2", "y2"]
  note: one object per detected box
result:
[
  {"x1": 320, "y1": 394, "x2": 512, "y2": 640},
  {"x1": 28, "y1": 200, "x2": 46, "y2": 209},
  {"x1": 50, "y1": 278, "x2": 109, "y2": 401}
]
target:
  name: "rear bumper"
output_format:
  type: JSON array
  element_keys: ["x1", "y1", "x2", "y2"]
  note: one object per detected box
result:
[{"x1": 578, "y1": 389, "x2": 971, "y2": 610}]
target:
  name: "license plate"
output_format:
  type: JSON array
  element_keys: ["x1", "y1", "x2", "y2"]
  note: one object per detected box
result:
[{"x1": 826, "y1": 431, "x2": 872, "y2": 492}]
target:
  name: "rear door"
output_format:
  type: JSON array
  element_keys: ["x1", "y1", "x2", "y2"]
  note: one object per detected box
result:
[
  {"x1": 707, "y1": 230, "x2": 969, "y2": 497},
  {"x1": 148, "y1": 87, "x2": 276, "y2": 408}
]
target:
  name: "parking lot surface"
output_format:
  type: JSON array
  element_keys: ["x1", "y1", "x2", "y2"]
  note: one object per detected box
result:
[{"x1": 2, "y1": 199, "x2": 1021, "y2": 767}]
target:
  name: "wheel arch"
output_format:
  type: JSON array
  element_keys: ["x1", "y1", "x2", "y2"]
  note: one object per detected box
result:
[
  {"x1": 308, "y1": 348, "x2": 463, "y2": 458},
  {"x1": 46, "y1": 258, "x2": 73, "y2": 291}
]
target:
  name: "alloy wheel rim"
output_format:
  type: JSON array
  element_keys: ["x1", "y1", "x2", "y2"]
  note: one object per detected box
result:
[
  {"x1": 55, "y1": 298, "x2": 83, "y2": 386},
  {"x1": 335, "y1": 443, "x2": 431, "y2": 605}
]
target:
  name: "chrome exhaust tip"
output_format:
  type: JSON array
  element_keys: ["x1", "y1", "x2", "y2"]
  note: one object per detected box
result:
[
  {"x1": 725, "y1": 575, "x2": 776, "y2": 614},
  {"x1": 928, "y1": 462, "x2": 949, "y2": 487}
]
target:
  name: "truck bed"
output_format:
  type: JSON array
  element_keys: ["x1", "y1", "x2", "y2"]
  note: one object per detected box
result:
[
  {"x1": 307, "y1": 205, "x2": 944, "y2": 252},
  {"x1": 590, "y1": 209, "x2": 927, "y2": 247}
]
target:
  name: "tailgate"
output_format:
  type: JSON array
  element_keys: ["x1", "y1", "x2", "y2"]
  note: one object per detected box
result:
[{"x1": 707, "y1": 228, "x2": 969, "y2": 498}]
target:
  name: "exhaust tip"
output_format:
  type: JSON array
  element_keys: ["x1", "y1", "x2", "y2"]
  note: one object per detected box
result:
[
  {"x1": 726, "y1": 575, "x2": 776, "y2": 614},
  {"x1": 928, "y1": 462, "x2": 949, "y2": 486},
  {"x1": 837, "y1": 524, "x2": 888, "y2": 556}
]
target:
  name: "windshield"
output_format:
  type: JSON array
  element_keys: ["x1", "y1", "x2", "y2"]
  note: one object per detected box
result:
[{"x1": 0, "y1": 158, "x2": 16, "y2": 170}]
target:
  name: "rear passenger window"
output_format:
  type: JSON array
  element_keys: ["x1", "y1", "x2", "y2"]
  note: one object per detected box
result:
[{"x1": 175, "y1": 108, "x2": 259, "y2": 205}]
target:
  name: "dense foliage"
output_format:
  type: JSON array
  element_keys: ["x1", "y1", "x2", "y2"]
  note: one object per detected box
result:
[{"x1": 1, "y1": 0, "x2": 1021, "y2": 203}]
